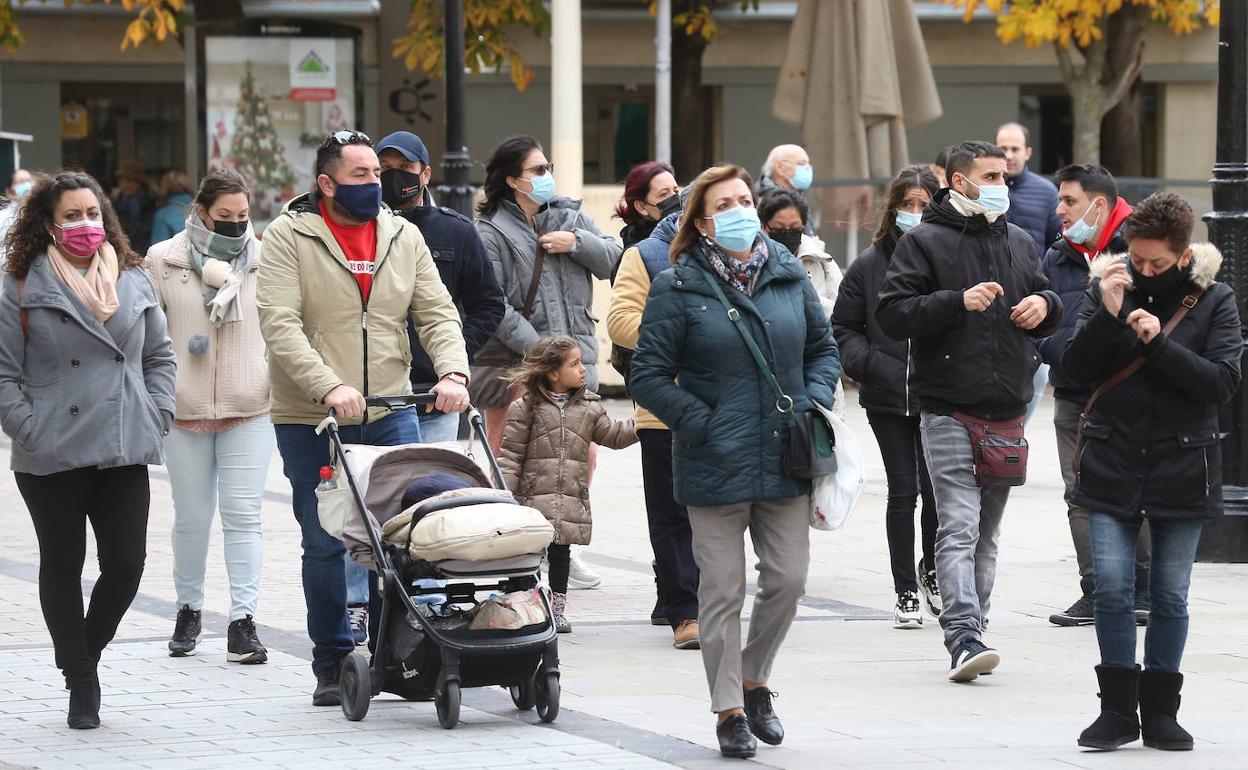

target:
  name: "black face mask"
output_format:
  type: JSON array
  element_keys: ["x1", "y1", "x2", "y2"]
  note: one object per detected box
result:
[
  {"x1": 1130, "y1": 260, "x2": 1189, "y2": 300},
  {"x1": 769, "y1": 228, "x2": 803, "y2": 255},
  {"x1": 380, "y1": 167, "x2": 424, "y2": 208},
  {"x1": 212, "y1": 219, "x2": 248, "y2": 238},
  {"x1": 655, "y1": 193, "x2": 682, "y2": 220}
]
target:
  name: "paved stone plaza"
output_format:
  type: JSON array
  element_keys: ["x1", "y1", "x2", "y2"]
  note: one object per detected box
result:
[{"x1": 2, "y1": 391, "x2": 1247, "y2": 769}]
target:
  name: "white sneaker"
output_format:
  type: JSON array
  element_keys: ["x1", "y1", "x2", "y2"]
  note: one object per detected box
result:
[
  {"x1": 893, "y1": 590, "x2": 923, "y2": 629},
  {"x1": 567, "y1": 549, "x2": 602, "y2": 590}
]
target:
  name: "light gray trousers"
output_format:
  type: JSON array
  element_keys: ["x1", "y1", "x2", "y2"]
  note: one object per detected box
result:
[
  {"x1": 687, "y1": 495, "x2": 810, "y2": 713},
  {"x1": 920, "y1": 412, "x2": 1012, "y2": 653}
]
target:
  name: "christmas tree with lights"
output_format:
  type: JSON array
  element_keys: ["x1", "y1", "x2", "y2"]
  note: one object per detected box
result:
[{"x1": 226, "y1": 64, "x2": 293, "y2": 215}]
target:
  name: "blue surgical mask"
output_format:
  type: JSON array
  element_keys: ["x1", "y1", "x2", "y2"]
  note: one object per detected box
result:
[
  {"x1": 964, "y1": 177, "x2": 1011, "y2": 214},
  {"x1": 790, "y1": 163, "x2": 813, "y2": 191},
  {"x1": 12, "y1": 180, "x2": 32, "y2": 199},
  {"x1": 523, "y1": 173, "x2": 557, "y2": 206},
  {"x1": 331, "y1": 181, "x2": 382, "y2": 221},
  {"x1": 1063, "y1": 198, "x2": 1103, "y2": 245},
  {"x1": 706, "y1": 205, "x2": 761, "y2": 253},
  {"x1": 895, "y1": 210, "x2": 922, "y2": 232}
]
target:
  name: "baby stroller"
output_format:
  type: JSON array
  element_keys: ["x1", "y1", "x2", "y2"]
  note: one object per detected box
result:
[{"x1": 315, "y1": 394, "x2": 561, "y2": 729}]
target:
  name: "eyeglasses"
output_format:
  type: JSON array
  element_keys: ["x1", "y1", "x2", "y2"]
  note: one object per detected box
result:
[
  {"x1": 321, "y1": 130, "x2": 372, "y2": 148},
  {"x1": 522, "y1": 163, "x2": 555, "y2": 176}
]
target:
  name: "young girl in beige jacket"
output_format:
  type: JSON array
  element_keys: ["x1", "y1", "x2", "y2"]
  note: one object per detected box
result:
[{"x1": 498, "y1": 336, "x2": 637, "y2": 632}]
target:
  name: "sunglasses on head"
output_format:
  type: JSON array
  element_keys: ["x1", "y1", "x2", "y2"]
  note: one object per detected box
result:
[{"x1": 322, "y1": 130, "x2": 372, "y2": 148}]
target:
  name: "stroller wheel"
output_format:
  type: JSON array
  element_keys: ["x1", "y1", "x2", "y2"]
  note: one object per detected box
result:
[
  {"x1": 535, "y1": 672, "x2": 560, "y2": 723},
  {"x1": 340, "y1": 653, "x2": 371, "y2": 722},
  {"x1": 435, "y1": 680, "x2": 460, "y2": 729},
  {"x1": 510, "y1": 675, "x2": 536, "y2": 711}
]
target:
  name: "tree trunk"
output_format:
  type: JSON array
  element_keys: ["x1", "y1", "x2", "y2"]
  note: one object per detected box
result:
[
  {"x1": 1102, "y1": 79, "x2": 1143, "y2": 175},
  {"x1": 1055, "y1": 12, "x2": 1145, "y2": 169},
  {"x1": 671, "y1": 29, "x2": 709, "y2": 182},
  {"x1": 1100, "y1": 5, "x2": 1150, "y2": 175}
]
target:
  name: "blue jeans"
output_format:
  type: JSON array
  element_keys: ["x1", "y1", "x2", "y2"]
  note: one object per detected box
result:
[
  {"x1": 1024, "y1": 363, "x2": 1049, "y2": 425},
  {"x1": 274, "y1": 409, "x2": 422, "y2": 674},
  {"x1": 1091, "y1": 513, "x2": 1203, "y2": 672},
  {"x1": 920, "y1": 412, "x2": 1012, "y2": 653},
  {"x1": 166, "y1": 417, "x2": 274, "y2": 620},
  {"x1": 418, "y1": 410, "x2": 461, "y2": 443}
]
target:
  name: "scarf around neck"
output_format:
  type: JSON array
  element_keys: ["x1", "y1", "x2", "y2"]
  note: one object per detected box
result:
[
  {"x1": 703, "y1": 235, "x2": 769, "y2": 296},
  {"x1": 947, "y1": 189, "x2": 1007, "y2": 224},
  {"x1": 184, "y1": 215, "x2": 253, "y2": 325},
  {"x1": 47, "y1": 242, "x2": 120, "y2": 323}
]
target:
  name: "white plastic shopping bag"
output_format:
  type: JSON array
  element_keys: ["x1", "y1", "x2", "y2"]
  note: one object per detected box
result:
[{"x1": 809, "y1": 403, "x2": 864, "y2": 531}]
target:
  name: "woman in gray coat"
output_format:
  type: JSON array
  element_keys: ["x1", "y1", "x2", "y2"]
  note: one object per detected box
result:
[{"x1": 0, "y1": 171, "x2": 176, "y2": 730}]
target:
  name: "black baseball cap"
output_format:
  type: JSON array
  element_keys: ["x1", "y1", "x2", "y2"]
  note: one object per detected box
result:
[{"x1": 376, "y1": 131, "x2": 430, "y2": 166}]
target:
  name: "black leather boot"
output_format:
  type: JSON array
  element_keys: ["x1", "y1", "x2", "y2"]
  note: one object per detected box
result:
[
  {"x1": 716, "y1": 713, "x2": 757, "y2": 759},
  {"x1": 743, "y1": 686, "x2": 784, "y2": 745},
  {"x1": 67, "y1": 673, "x2": 101, "y2": 730},
  {"x1": 1140, "y1": 669, "x2": 1193, "y2": 750},
  {"x1": 1077, "y1": 665, "x2": 1139, "y2": 750}
]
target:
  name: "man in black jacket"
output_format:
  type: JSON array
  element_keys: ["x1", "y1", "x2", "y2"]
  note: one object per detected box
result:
[
  {"x1": 377, "y1": 131, "x2": 506, "y2": 441},
  {"x1": 1037, "y1": 165, "x2": 1152, "y2": 629},
  {"x1": 877, "y1": 140, "x2": 1062, "y2": 683}
]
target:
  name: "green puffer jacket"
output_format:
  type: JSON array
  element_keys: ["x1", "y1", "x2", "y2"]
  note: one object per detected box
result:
[{"x1": 630, "y1": 239, "x2": 841, "y2": 508}]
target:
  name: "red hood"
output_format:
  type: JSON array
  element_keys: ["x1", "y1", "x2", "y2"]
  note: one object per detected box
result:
[{"x1": 1068, "y1": 197, "x2": 1133, "y2": 258}]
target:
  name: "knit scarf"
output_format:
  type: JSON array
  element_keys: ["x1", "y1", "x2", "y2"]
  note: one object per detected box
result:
[
  {"x1": 184, "y1": 214, "x2": 253, "y2": 326},
  {"x1": 47, "y1": 242, "x2": 120, "y2": 324},
  {"x1": 702, "y1": 235, "x2": 768, "y2": 296}
]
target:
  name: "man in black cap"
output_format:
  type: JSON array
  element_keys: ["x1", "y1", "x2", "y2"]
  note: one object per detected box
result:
[{"x1": 376, "y1": 131, "x2": 506, "y2": 441}]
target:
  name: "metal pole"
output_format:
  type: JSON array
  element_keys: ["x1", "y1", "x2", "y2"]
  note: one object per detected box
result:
[
  {"x1": 1201, "y1": 0, "x2": 1248, "y2": 562},
  {"x1": 655, "y1": 0, "x2": 671, "y2": 164},
  {"x1": 437, "y1": 0, "x2": 474, "y2": 217},
  {"x1": 550, "y1": 0, "x2": 584, "y2": 198}
]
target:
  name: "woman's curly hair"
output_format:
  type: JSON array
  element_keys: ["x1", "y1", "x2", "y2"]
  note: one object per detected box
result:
[{"x1": 3, "y1": 170, "x2": 140, "y2": 277}]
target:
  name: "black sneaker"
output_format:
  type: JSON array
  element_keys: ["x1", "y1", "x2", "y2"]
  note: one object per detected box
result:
[
  {"x1": 1134, "y1": 594, "x2": 1150, "y2": 627},
  {"x1": 650, "y1": 561, "x2": 670, "y2": 626},
  {"x1": 312, "y1": 667, "x2": 341, "y2": 706},
  {"x1": 226, "y1": 615, "x2": 268, "y2": 664},
  {"x1": 347, "y1": 603, "x2": 368, "y2": 646},
  {"x1": 893, "y1": 590, "x2": 923, "y2": 628},
  {"x1": 949, "y1": 637, "x2": 1000, "y2": 682},
  {"x1": 1049, "y1": 594, "x2": 1095, "y2": 627},
  {"x1": 918, "y1": 561, "x2": 942, "y2": 618},
  {"x1": 168, "y1": 605, "x2": 202, "y2": 657}
]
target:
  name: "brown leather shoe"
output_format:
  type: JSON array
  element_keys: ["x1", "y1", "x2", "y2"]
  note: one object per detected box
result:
[{"x1": 673, "y1": 619, "x2": 700, "y2": 649}]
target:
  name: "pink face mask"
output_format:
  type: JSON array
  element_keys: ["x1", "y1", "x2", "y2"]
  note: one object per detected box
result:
[{"x1": 56, "y1": 219, "x2": 108, "y2": 258}]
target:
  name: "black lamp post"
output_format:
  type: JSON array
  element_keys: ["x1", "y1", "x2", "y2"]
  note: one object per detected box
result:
[
  {"x1": 437, "y1": 0, "x2": 475, "y2": 216},
  {"x1": 1201, "y1": 0, "x2": 1248, "y2": 562}
]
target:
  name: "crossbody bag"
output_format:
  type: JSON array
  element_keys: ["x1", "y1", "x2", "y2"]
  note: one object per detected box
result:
[
  {"x1": 699, "y1": 268, "x2": 836, "y2": 480},
  {"x1": 1072, "y1": 287, "x2": 1205, "y2": 474}
]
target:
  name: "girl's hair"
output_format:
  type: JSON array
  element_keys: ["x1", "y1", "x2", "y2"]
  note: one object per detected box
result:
[
  {"x1": 195, "y1": 168, "x2": 251, "y2": 212},
  {"x1": 157, "y1": 170, "x2": 195, "y2": 203},
  {"x1": 3, "y1": 170, "x2": 139, "y2": 277},
  {"x1": 504, "y1": 335, "x2": 581, "y2": 406},
  {"x1": 668, "y1": 164, "x2": 754, "y2": 263},
  {"x1": 873, "y1": 164, "x2": 940, "y2": 245},
  {"x1": 614, "y1": 161, "x2": 676, "y2": 225},
  {"x1": 478, "y1": 135, "x2": 544, "y2": 216}
]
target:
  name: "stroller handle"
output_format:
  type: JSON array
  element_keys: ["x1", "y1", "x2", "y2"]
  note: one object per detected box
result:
[{"x1": 365, "y1": 393, "x2": 438, "y2": 410}]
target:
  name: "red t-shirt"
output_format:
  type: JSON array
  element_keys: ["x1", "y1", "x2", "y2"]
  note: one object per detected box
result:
[{"x1": 319, "y1": 199, "x2": 378, "y2": 302}]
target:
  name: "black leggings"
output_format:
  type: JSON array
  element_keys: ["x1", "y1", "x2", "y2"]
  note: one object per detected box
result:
[
  {"x1": 866, "y1": 411, "x2": 938, "y2": 593},
  {"x1": 547, "y1": 544, "x2": 570, "y2": 594},
  {"x1": 17, "y1": 465, "x2": 149, "y2": 683}
]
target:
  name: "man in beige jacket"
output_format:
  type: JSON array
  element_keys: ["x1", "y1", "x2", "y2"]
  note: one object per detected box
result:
[{"x1": 257, "y1": 130, "x2": 470, "y2": 706}]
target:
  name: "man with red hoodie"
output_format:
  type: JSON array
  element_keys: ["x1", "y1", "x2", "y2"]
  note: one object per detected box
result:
[{"x1": 1038, "y1": 165, "x2": 1151, "y2": 628}]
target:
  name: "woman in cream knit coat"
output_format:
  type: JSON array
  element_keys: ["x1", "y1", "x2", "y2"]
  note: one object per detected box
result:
[{"x1": 146, "y1": 169, "x2": 272, "y2": 665}]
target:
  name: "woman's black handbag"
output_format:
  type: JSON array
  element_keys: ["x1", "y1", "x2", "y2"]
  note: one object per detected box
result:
[{"x1": 699, "y1": 269, "x2": 836, "y2": 480}]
